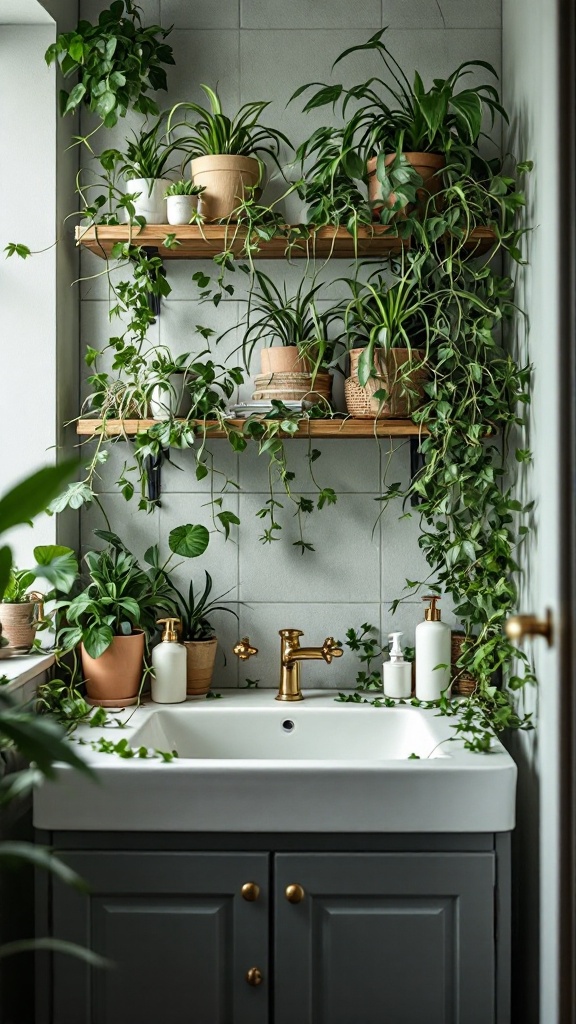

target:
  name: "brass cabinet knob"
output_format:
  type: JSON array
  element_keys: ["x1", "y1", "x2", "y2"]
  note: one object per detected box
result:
[
  {"x1": 246, "y1": 967, "x2": 263, "y2": 987},
  {"x1": 285, "y1": 883, "x2": 305, "y2": 903},
  {"x1": 233, "y1": 637, "x2": 259, "y2": 660},
  {"x1": 241, "y1": 882, "x2": 260, "y2": 902},
  {"x1": 505, "y1": 609, "x2": 553, "y2": 647}
]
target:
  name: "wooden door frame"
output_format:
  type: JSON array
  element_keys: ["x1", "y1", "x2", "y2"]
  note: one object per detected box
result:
[{"x1": 557, "y1": 0, "x2": 576, "y2": 1019}]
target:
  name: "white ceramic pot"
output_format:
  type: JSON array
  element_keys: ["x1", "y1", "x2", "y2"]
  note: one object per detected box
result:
[
  {"x1": 125, "y1": 178, "x2": 172, "y2": 224},
  {"x1": 149, "y1": 372, "x2": 194, "y2": 419},
  {"x1": 165, "y1": 194, "x2": 196, "y2": 225}
]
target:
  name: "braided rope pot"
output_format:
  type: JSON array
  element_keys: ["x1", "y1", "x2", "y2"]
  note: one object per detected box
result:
[
  {"x1": 253, "y1": 371, "x2": 332, "y2": 405},
  {"x1": 0, "y1": 602, "x2": 38, "y2": 650},
  {"x1": 451, "y1": 632, "x2": 477, "y2": 696},
  {"x1": 345, "y1": 348, "x2": 429, "y2": 418}
]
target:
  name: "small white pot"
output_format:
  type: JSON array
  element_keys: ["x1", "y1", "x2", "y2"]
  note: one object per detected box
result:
[
  {"x1": 149, "y1": 372, "x2": 194, "y2": 420},
  {"x1": 165, "y1": 194, "x2": 196, "y2": 225},
  {"x1": 125, "y1": 178, "x2": 172, "y2": 224}
]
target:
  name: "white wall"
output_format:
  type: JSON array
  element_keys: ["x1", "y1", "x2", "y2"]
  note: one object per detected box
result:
[
  {"x1": 79, "y1": 0, "x2": 503, "y2": 688},
  {"x1": 0, "y1": 24, "x2": 57, "y2": 564},
  {"x1": 502, "y1": 1, "x2": 562, "y2": 1021}
]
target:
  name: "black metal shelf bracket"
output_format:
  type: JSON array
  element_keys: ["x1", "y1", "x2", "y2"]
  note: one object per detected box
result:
[{"x1": 409, "y1": 437, "x2": 425, "y2": 507}]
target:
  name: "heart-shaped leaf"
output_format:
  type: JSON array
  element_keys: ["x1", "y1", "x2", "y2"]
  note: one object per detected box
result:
[{"x1": 168, "y1": 524, "x2": 210, "y2": 559}]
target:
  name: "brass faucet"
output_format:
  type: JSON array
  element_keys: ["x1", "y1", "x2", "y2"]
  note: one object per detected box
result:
[{"x1": 277, "y1": 629, "x2": 343, "y2": 702}]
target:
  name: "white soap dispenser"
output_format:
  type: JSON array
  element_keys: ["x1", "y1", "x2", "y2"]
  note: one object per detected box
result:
[
  {"x1": 383, "y1": 631, "x2": 412, "y2": 699},
  {"x1": 415, "y1": 596, "x2": 451, "y2": 701},
  {"x1": 151, "y1": 618, "x2": 187, "y2": 704}
]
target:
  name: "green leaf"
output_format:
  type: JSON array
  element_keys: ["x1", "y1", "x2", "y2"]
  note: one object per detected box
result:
[
  {"x1": 449, "y1": 91, "x2": 483, "y2": 143},
  {"x1": 168, "y1": 524, "x2": 210, "y2": 559},
  {"x1": 0, "y1": 462, "x2": 76, "y2": 536},
  {"x1": 32, "y1": 546, "x2": 78, "y2": 593},
  {"x1": 0, "y1": 547, "x2": 12, "y2": 603}
]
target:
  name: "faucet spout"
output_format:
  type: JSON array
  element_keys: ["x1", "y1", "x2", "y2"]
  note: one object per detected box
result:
[{"x1": 276, "y1": 630, "x2": 343, "y2": 701}]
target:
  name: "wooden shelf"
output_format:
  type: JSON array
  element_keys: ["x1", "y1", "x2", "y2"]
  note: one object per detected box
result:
[
  {"x1": 75, "y1": 224, "x2": 496, "y2": 261},
  {"x1": 77, "y1": 417, "x2": 428, "y2": 439}
]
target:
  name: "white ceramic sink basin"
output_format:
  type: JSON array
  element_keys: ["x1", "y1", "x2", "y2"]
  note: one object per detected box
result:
[
  {"x1": 33, "y1": 690, "x2": 517, "y2": 834},
  {"x1": 127, "y1": 703, "x2": 449, "y2": 761}
]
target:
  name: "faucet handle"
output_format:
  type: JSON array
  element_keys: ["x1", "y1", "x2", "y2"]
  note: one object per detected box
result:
[
  {"x1": 233, "y1": 637, "x2": 259, "y2": 661},
  {"x1": 321, "y1": 637, "x2": 343, "y2": 664}
]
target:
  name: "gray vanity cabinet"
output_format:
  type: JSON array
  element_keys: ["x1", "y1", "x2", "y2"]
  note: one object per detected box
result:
[
  {"x1": 49, "y1": 851, "x2": 269, "y2": 1024},
  {"x1": 41, "y1": 836, "x2": 508, "y2": 1024},
  {"x1": 274, "y1": 852, "x2": 496, "y2": 1024}
]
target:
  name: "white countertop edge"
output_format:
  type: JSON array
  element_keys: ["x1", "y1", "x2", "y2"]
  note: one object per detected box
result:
[{"x1": 0, "y1": 652, "x2": 55, "y2": 692}]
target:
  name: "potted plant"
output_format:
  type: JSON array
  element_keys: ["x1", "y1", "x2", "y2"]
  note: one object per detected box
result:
[
  {"x1": 161, "y1": 570, "x2": 238, "y2": 695},
  {"x1": 0, "y1": 546, "x2": 77, "y2": 652},
  {"x1": 100, "y1": 118, "x2": 184, "y2": 223},
  {"x1": 45, "y1": 0, "x2": 175, "y2": 128},
  {"x1": 229, "y1": 269, "x2": 343, "y2": 405},
  {"x1": 167, "y1": 85, "x2": 291, "y2": 222},
  {"x1": 292, "y1": 28, "x2": 505, "y2": 219},
  {"x1": 342, "y1": 261, "x2": 433, "y2": 418},
  {"x1": 164, "y1": 180, "x2": 205, "y2": 225},
  {"x1": 55, "y1": 543, "x2": 176, "y2": 707}
]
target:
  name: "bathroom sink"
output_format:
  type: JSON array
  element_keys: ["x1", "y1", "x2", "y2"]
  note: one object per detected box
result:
[{"x1": 33, "y1": 690, "x2": 517, "y2": 834}]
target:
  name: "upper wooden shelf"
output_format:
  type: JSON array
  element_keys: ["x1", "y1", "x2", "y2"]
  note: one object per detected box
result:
[
  {"x1": 75, "y1": 224, "x2": 496, "y2": 261},
  {"x1": 77, "y1": 417, "x2": 428, "y2": 439}
]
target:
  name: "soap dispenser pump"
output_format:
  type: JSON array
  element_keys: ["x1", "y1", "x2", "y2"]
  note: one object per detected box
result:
[
  {"x1": 383, "y1": 631, "x2": 412, "y2": 699},
  {"x1": 151, "y1": 618, "x2": 187, "y2": 704},
  {"x1": 415, "y1": 596, "x2": 451, "y2": 701}
]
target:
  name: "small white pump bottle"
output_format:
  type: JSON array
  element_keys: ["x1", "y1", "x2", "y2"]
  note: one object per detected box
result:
[
  {"x1": 151, "y1": 618, "x2": 187, "y2": 704},
  {"x1": 415, "y1": 596, "x2": 451, "y2": 701},
  {"x1": 383, "y1": 631, "x2": 412, "y2": 699}
]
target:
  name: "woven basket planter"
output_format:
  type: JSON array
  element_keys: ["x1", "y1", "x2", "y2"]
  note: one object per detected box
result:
[
  {"x1": 184, "y1": 638, "x2": 218, "y2": 695},
  {"x1": 0, "y1": 600, "x2": 40, "y2": 651},
  {"x1": 450, "y1": 632, "x2": 477, "y2": 696},
  {"x1": 345, "y1": 348, "x2": 428, "y2": 418},
  {"x1": 253, "y1": 371, "x2": 332, "y2": 405}
]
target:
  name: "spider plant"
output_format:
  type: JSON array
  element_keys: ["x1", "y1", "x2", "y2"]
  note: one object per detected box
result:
[
  {"x1": 292, "y1": 27, "x2": 507, "y2": 160},
  {"x1": 167, "y1": 85, "x2": 291, "y2": 171},
  {"x1": 100, "y1": 115, "x2": 184, "y2": 182},
  {"x1": 160, "y1": 570, "x2": 238, "y2": 642},
  {"x1": 232, "y1": 269, "x2": 345, "y2": 375},
  {"x1": 342, "y1": 258, "x2": 438, "y2": 386}
]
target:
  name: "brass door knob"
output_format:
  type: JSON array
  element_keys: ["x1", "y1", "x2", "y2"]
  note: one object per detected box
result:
[
  {"x1": 246, "y1": 967, "x2": 263, "y2": 987},
  {"x1": 241, "y1": 882, "x2": 260, "y2": 902},
  {"x1": 505, "y1": 609, "x2": 553, "y2": 647},
  {"x1": 285, "y1": 883, "x2": 305, "y2": 903}
]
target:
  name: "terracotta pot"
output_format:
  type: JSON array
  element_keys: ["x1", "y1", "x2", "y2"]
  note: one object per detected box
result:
[
  {"x1": 0, "y1": 600, "x2": 40, "y2": 651},
  {"x1": 260, "y1": 347, "x2": 310, "y2": 375},
  {"x1": 81, "y1": 631, "x2": 145, "y2": 708},
  {"x1": 367, "y1": 152, "x2": 446, "y2": 217},
  {"x1": 345, "y1": 347, "x2": 429, "y2": 418},
  {"x1": 191, "y1": 155, "x2": 261, "y2": 222},
  {"x1": 184, "y1": 638, "x2": 217, "y2": 695}
]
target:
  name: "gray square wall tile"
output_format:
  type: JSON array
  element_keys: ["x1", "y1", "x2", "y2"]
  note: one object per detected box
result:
[
  {"x1": 165, "y1": 30, "x2": 240, "y2": 109},
  {"x1": 80, "y1": 493, "x2": 161, "y2": 565},
  {"x1": 158, "y1": 490, "x2": 240, "y2": 601},
  {"x1": 238, "y1": 437, "x2": 382, "y2": 494},
  {"x1": 381, "y1": 0, "x2": 500, "y2": 29},
  {"x1": 241, "y1": 0, "x2": 381, "y2": 30},
  {"x1": 238, "y1": 492, "x2": 381, "y2": 604},
  {"x1": 161, "y1": 0, "x2": 240, "y2": 29},
  {"x1": 81, "y1": 0, "x2": 160, "y2": 21},
  {"x1": 238, "y1": 602, "x2": 382, "y2": 690}
]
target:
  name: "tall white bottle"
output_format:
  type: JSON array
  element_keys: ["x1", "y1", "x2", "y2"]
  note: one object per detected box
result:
[
  {"x1": 415, "y1": 596, "x2": 451, "y2": 701},
  {"x1": 151, "y1": 618, "x2": 187, "y2": 704}
]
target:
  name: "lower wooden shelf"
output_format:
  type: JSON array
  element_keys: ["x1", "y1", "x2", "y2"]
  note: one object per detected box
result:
[{"x1": 76, "y1": 417, "x2": 428, "y2": 439}]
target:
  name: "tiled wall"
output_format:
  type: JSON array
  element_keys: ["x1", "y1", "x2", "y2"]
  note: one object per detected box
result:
[{"x1": 79, "y1": 0, "x2": 501, "y2": 688}]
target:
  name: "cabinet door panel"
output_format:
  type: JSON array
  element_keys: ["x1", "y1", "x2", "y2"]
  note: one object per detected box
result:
[
  {"x1": 51, "y1": 851, "x2": 269, "y2": 1024},
  {"x1": 274, "y1": 852, "x2": 495, "y2": 1024}
]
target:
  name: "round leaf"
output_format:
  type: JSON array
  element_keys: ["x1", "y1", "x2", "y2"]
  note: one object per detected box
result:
[{"x1": 168, "y1": 524, "x2": 210, "y2": 559}]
